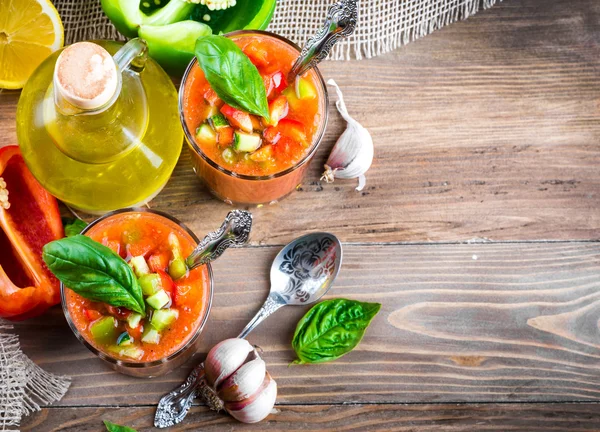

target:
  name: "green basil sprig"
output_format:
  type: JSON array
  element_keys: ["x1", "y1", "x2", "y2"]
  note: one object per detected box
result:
[
  {"x1": 62, "y1": 218, "x2": 88, "y2": 237},
  {"x1": 104, "y1": 420, "x2": 137, "y2": 432},
  {"x1": 43, "y1": 235, "x2": 145, "y2": 316},
  {"x1": 292, "y1": 298, "x2": 381, "y2": 364},
  {"x1": 194, "y1": 35, "x2": 270, "y2": 120}
]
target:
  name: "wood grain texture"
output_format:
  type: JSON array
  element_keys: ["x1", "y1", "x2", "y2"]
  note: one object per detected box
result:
[
  {"x1": 13, "y1": 242, "x2": 600, "y2": 406},
  {"x1": 21, "y1": 403, "x2": 600, "y2": 432},
  {"x1": 1, "y1": 0, "x2": 600, "y2": 244}
]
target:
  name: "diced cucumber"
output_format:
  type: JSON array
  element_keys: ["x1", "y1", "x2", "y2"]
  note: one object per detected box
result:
[
  {"x1": 222, "y1": 148, "x2": 237, "y2": 165},
  {"x1": 117, "y1": 331, "x2": 133, "y2": 346},
  {"x1": 169, "y1": 259, "x2": 187, "y2": 280},
  {"x1": 209, "y1": 113, "x2": 229, "y2": 130},
  {"x1": 146, "y1": 289, "x2": 170, "y2": 310},
  {"x1": 139, "y1": 273, "x2": 161, "y2": 296},
  {"x1": 295, "y1": 77, "x2": 317, "y2": 100},
  {"x1": 233, "y1": 131, "x2": 262, "y2": 153},
  {"x1": 141, "y1": 326, "x2": 161, "y2": 344},
  {"x1": 90, "y1": 316, "x2": 117, "y2": 344},
  {"x1": 108, "y1": 345, "x2": 144, "y2": 360},
  {"x1": 196, "y1": 123, "x2": 217, "y2": 144},
  {"x1": 127, "y1": 313, "x2": 143, "y2": 329},
  {"x1": 167, "y1": 233, "x2": 188, "y2": 280},
  {"x1": 130, "y1": 256, "x2": 150, "y2": 278},
  {"x1": 151, "y1": 308, "x2": 179, "y2": 331}
]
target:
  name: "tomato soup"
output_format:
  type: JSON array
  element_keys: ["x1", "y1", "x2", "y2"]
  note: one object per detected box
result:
[
  {"x1": 180, "y1": 31, "x2": 328, "y2": 205},
  {"x1": 64, "y1": 212, "x2": 210, "y2": 363}
]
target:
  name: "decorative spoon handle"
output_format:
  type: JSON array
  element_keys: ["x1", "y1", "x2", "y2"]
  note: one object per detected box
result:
[
  {"x1": 186, "y1": 210, "x2": 252, "y2": 270},
  {"x1": 237, "y1": 292, "x2": 286, "y2": 339},
  {"x1": 154, "y1": 363, "x2": 206, "y2": 428},
  {"x1": 288, "y1": 0, "x2": 359, "y2": 82}
]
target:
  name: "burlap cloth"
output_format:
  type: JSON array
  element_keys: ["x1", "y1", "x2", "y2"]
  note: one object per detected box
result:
[
  {"x1": 53, "y1": 0, "x2": 501, "y2": 60},
  {"x1": 0, "y1": 320, "x2": 70, "y2": 431}
]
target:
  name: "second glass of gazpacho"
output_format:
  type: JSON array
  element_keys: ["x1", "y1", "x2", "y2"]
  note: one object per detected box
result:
[
  {"x1": 61, "y1": 209, "x2": 213, "y2": 377},
  {"x1": 180, "y1": 30, "x2": 328, "y2": 205}
]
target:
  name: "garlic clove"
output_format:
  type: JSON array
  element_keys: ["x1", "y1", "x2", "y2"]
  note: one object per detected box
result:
[
  {"x1": 321, "y1": 79, "x2": 374, "y2": 191},
  {"x1": 205, "y1": 338, "x2": 254, "y2": 388},
  {"x1": 218, "y1": 355, "x2": 267, "y2": 402},
  {"x1": 225, "y1": 372, "x2": 277, "y2": 424}
]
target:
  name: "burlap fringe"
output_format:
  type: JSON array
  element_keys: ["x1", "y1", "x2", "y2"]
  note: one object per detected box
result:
[
  {"x1": 53, "y1": 0, "x2": 502, "y2": 61},
  {"x1": 0, "y1": 321, "x2": 71, "y2": 431}
]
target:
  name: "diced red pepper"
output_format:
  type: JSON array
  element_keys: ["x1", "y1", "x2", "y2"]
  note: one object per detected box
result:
[
  {"x1": 220, "y1": 104, "x2": 253, "y2": 133},
  {"x1": 157, "y1": 269, "x2": 177, "y2": 301},
  {"x1": 125, "y1": 241, "x2": 154, "y2": 259},
  {"x1": 85, "y1": 309, "x2": 103, "y2": 322},
  {"x1": 271, "y1": 71, "x2": 287, "y2": 92},
  {"x1": 262, "y1": 74, "x2": 274, "y2": 98},
  {"x1": 218, "y1": 126, "x2": 235, "y2": 146},
  {"x1": 148, "y1": 253, "x2": 169, "y2": 273},
  {"x1": 263, "y1": 127, "x2": 282, "y2": 145},
  {"x1": 266, "y1": 95, "x2": 289, "y2": 126},
  {"x1": 0, "y1": 146, "x2": 63, "y2": 320},
  {"x1": 242, "y1": 41, "x2": 269, "y2": 67},
  {"x1": 204, "y1": 88, "x2": 221, "y2": 106}
]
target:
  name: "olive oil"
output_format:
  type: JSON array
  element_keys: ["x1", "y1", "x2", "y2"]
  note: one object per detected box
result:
[{"x1": 16, "y1": 40, "x2": 182, "y2": 214}]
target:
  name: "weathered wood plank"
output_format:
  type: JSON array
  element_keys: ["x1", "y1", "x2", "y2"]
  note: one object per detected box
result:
[
  {"x1": 2, "y1": 0, "x2": 600, "y2": 243},
  {"x1": 21, "y1": 403, "x2": 600, "y2": 432},
  {"x1": 13, "y1": 242, "x2": 600, "y2": 406}
]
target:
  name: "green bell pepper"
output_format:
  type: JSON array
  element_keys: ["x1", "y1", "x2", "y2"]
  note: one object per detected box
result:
[{"x1": 101, "y1": 0, "x2": 277, "y2": 76}]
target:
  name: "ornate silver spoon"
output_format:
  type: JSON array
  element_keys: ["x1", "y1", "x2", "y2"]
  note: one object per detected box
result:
[
  {"x1": 287, "y1": 0, "x2": 359, "y2": 84},
  {"x1": 155, "y1": 232, "x2": 343, "y2": 428},
  {"x1": 185, "y1": 209, "x2": 253, "y2": 269}
]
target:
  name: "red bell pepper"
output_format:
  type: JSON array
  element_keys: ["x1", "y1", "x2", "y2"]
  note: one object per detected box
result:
[{"x1": 0, "y1": 146, "x2": 63, "y2": 320}]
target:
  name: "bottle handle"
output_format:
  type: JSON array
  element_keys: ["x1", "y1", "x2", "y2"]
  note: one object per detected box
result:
[{"x1": 113, "y1": 38, "x2": 149, "y2": 74}]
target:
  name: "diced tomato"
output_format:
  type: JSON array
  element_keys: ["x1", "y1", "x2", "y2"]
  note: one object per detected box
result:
[
  {"x1": 126, "y1": 242, "x2": 154, "y2": 258},
  {"x1": 220, "y1": 104, "x2": 253, "y2": 133},
  {"x1": 128, "y1": 323, "x2": 143, "y2": 340},
  {"x1": 148, "y1": 253, "x2": 169, "y2": 273},
  {"x1": 107, "y1": 306, "x2": 131, "y2": 319},
  {"x1": 271, "y1": 71, "x2": 287, "y2": 92},
  {"x1": 267, "y1": 95, "x2": 289, "y2": 126},
  {"x1": 249, "y1": 145, "x2": 273, "y2": 162},
  {"x1": 173, "y1": 282, "x2": 192, "y2": 307},
  {"x1": 262, "y1": 74, "x2": 274, "y2": 98},
  {"x1": 218, "y1": 126, "x2": 235, "y2": 146},
  {"x1": 157, "y1": 270, "x2": 177, "y2": 299},
  {"x1": 263, "y1": 127, "x2": 282, "y2": 145},
  {"x1": 102, "y1": 238, "x2": 123, "y2": 257},
  {"x1": 85, "y1": 309, "x2": 103, "y2": 322},
  {"x1": 242, "y1": 41, "x2": 269, "y2": 67},
  {"x1": 277, "y1": 119, "x2": 308, "y2": 147},
  {"x1": 204, "y1": 88, "x2": 221, "y2": 106}
]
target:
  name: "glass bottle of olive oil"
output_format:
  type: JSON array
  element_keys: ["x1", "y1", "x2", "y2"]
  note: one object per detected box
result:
[{"x1": 16, "y1": 39, "x2": 182, "y2": 214}]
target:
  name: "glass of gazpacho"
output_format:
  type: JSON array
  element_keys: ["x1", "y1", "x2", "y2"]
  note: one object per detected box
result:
[
  {"x1": 61, "y1": 209, "x2": 213, "y2": 377},
  {"x1": 180, "y1": 30, "x2": 328, "y2": 205}
]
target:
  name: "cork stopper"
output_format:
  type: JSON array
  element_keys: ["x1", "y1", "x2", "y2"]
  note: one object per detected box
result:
[{"x1": 53, "y1": 42, "x2": 118, "y2": 111}]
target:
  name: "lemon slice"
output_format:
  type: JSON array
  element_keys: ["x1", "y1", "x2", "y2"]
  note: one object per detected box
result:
[{"x1": 0, "y1": 0, "x2": 64, "y2": 89}]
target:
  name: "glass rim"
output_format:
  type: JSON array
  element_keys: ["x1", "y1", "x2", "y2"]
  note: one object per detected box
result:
[
  {"x1": 60, "y1": 207, "x2": 214, "y2": 369},
  {"x1": 178, "y1": 29, "x2": 329, "y2": 182}
]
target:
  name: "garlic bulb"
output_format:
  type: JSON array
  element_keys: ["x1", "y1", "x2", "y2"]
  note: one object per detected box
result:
[
  {"x1": 201, "y1": 338, "x2": 277, "y2": 424},
  {"x1": 225, "y1": 372, "x2": 277, "y2": 424},
  {"x1": 321, "y1": 79, "x2": 374, "y2": 191}
]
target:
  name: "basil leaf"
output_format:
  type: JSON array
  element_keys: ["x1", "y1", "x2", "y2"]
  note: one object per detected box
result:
[
  {"x1": 62, "y1": 218, "x2": 88, "y2": 237},
  {"x1": 194, "y1": 35, "x2": 270, "y2": 120},
  {"x1": 292, "y1": 298, "x2": 381, "y2": 364},
  {"x1": 43, "y1": 235, "x2": 145, "y2": 316},
  {"x1": 104, "y1": 420, "x2": 137, "y2": 432}
]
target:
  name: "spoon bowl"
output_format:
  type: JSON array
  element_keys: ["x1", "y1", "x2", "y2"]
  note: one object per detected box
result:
[{"x1": 237, "y1": 232, "x2": 342, "y2": 338}]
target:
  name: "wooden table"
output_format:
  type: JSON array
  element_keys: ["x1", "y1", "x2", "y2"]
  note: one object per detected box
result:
[{"x1": 1, "y1": 0, "x2": 599, "y2": 430}]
